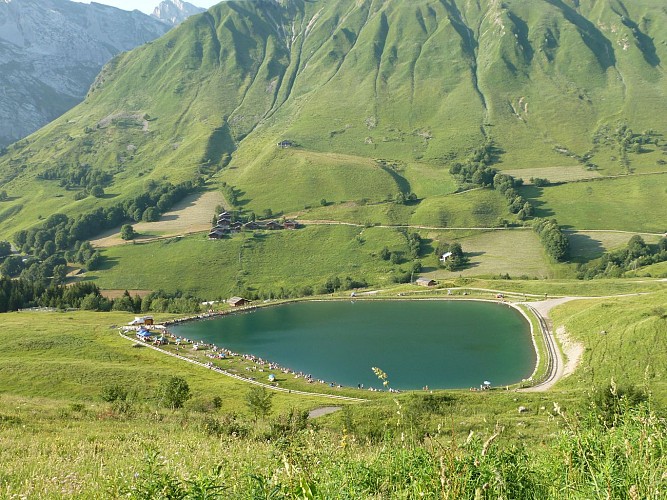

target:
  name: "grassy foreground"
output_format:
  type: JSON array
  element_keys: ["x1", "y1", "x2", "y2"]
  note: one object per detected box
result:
[{"x1": 1, "y1": 283, "x2": 666, "y2": 497}]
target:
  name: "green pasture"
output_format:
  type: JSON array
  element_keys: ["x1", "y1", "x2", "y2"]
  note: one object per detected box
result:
[
  {"x1": 410, "y1": 189, "x2": 510, "y2": 227},
  {"x1": 0, "y1": 311, "x2": 328, "y2": 411},
  {"x1": 549, "y1": 290, "x2": 667, "y2": 400},
  {"x1": 523, "y1": 175, "x2": 667, "y2": 232},
  {"x1": 87, "y1": 226, "x2": 410, "y2": 297},
  {"x1": 567, "y1": 230, "x2": 663, "y2": 263},
  {"x1": 422, "y1": 229, "x2": 549, "y2": 278},
  {"x1": 220, "y1": 147, "x2": 400, "y2": 215},
  {"x1": 629, "y1": 260, "x2": 667, "y2": 278}
]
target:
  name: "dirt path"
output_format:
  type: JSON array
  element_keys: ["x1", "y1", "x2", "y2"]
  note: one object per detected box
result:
[
  {"x1": 520, "y1": 298, "x2": 582, "y2": 392},
  {"x1": 308, "y1": 406, "x2": 342, "y2": 419},
  {"x1": 519, "y1": 293, "x2": 656, "y2": 392}
]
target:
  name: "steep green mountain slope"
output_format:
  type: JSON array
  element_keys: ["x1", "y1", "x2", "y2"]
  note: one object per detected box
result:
[{"x1": 0, "y1": 0, "x2": 666, "y2": 238}]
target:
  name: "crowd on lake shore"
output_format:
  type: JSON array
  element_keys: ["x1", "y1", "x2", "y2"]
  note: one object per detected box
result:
[{"x1": 132, "y1": 313, "x2": 399, "y2": 393}]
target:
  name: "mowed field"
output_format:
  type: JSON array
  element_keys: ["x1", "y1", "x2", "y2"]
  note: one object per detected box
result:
[
  {"x1": 422, "y1": 229, "x2": 549, "y2": 279},
  {"x1": 91, "y1": 190, "x2": 224, "y2": 248},
  {"x1": 501, "y1": 166, "x2": 600, "y2": 184}
]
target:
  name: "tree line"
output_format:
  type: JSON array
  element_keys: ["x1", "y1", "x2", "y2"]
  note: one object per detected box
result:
[
  {"x1": 578, "y1": 235, "x2": 667, "y2": 279},
  {"x1": 12, "y1": 179, "x2": 202, "y2": 264},
  {"x1": 449, "y1": 140, "x2": 535, "y2": 221},
  {"x1": 0, "y1": 278, "x2": 203, "y2": 314},
  {"x1": 533, "y1": 218, "x2": 570, "y2": 261}
]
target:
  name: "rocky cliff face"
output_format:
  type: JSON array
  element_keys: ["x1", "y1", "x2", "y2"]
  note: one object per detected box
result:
[
  {"x1": 152, "y1": 0, "x2": 205, "y2": 26},
  {"x1": 0, "y1": 0, "x2": 170, "y2": 147}
]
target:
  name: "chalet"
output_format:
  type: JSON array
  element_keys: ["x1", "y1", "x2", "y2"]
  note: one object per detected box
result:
[
  {"x1": 244, "y1": 221, "x2": 261, "y2": 230},
  {"x1": 277, "y1": 140, "x2": 293, "y2": 148},
  {"x1": 283, "y1": 219, "x2": 298, "y2": 230},
  {"x1": 230, "y1": 221, "x2": 243, "y2": 232},
  {"x1": 228, "y1": 297, "x2": 248, "y2": 307},
  {"x1": 265, "y1": 220, "x2": 281, "y2": 230},
  {"x1": 415, "y1": 278, "x2": 437, "y2": 287},
  {"x1": 217, "y1": 212, "x2": 232, "y2": 224},
  {"x1": 208, "y1": 228, "x2": 229, "y2": 239},
  {"x1": 129, "y1": 316, "x2": 154, "y2": 326},
  {"x1": 439, "y1": 251, "x2": 453, "y2": 262}
]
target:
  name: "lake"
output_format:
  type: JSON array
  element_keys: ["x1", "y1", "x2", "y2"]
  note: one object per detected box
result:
[{"x1": 171, "y1": 300, "x2": 536, "y2": 390}]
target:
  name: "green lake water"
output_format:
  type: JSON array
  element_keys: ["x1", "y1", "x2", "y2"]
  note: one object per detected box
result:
[{"x1": 171, "y1": 300, "x2": 536, "y2": 390}]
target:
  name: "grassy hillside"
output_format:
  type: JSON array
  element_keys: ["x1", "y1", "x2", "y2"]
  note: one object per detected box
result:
[
  {"x1": 87, "y1": 225, "x2": 411, "y2": 297},
  {"x1": 0, "y1": 0, "x2": 666, "y2": 240},
  {"x1": 550, "y1": 290, "x2": 667, "y2": 400},
  {"x1": 523, "y1": 174, "x2": 667, "y2": 232}
]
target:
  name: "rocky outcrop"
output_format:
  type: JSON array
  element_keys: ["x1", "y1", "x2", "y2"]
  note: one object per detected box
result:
[
  {"x1": 0, "y1": 0, "x2": 170, "y2": 147},
  {"x1": 152, "y1": 0, "x2": 206, "y2": 26}
]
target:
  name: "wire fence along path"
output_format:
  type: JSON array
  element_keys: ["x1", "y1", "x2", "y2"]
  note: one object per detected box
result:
[{"x1": 118, "y1": 332, "x2": 368, "y2": 403}]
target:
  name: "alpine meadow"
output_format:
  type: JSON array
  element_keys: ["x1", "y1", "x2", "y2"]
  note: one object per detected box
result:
[{"x1": 1, "y1": 0, "x2": 666, "y2": 497}]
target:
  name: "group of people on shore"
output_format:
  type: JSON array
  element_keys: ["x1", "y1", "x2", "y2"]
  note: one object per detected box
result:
[{"x1": 130, "y1": 309, "x2": 401, "y2": 393}]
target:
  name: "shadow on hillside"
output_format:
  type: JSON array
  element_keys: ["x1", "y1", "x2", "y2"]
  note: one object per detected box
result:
[
  {"x1": 521, "y1": 186, "x2": 555, "y2": 218},
  {"x1": 568, "y1": 233, "x2": 605, "y2": 263},
  {"x1": 235, "y1": 190, "x2": 250, "y2": 207},
  {"x1": 97, "y1": 256, "x2": 119, "y2": 271}
]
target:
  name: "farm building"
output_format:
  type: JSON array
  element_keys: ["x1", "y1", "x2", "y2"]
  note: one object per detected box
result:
[
  {"x1": 228, "y1": 297, "x2": 248, "y2": 307},
  {"x1": 129, "y1": 316, "x2": 154, "y2": 326},
  {"x1": 208, "y1": 228, "x2": 229, "y2": 239},
  {"x1": 284, "y1": 219, "x2": 298, "y2": 229},
  {"x1": 439, "y1": 251, "x2": 453, "y2": 262},
  {"x1": 415, "y1": 278, "x2": 436, "y2": 287},
  {"x1": 244, "y1": 221, "x2": 261, "y2": 230}
]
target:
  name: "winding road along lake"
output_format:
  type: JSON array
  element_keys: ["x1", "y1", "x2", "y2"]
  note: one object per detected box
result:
[{"x1": 171, "y1": 300, "x2": 536, "y2": 390}]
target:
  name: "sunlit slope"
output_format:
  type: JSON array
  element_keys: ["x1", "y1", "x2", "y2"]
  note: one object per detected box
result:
[{"x1": 1, "y1": 0, "x2": 666, "y2": 236}]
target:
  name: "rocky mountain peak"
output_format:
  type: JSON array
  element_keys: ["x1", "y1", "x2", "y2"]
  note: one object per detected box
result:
[
  {"x1": 0, "y1": 0, "x2": 170, "y2": 147},
  {"x1": 151, "y1": 0, "x2": 205, "y2": 26}
]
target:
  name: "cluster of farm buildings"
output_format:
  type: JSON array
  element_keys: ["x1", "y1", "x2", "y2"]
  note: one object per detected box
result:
[{"x1": 209, "y1": 211, "x2": 299, "y2": 239}]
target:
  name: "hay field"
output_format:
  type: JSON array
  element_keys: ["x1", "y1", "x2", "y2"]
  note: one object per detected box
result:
[{"x1": 91, "y1": 190, "x2": 223, "y2": 248}]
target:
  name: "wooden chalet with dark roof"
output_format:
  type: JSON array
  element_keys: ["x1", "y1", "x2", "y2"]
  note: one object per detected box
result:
[
  {"x1": 283, "y1": 219, "x2": 298, "y2": 230},
  {"x1": 264, "y1": 220, "x2": 281, "y2": 230},
  {"x1": 228, "y1": 296, "x2": 248, "y2": 307},
  {"x1": 208, "y1": 227, "x2": 229, "y2": 239},
  {"x1": 244, "y1": 221, "x2": 261, "y2": 230}
]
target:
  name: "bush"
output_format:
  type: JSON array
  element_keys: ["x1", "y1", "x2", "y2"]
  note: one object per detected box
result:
[
  {"x1": 158, "y1": 376, "x2": 191, "y2": 409},
  {"x1": 120, "y1": 224, "x2": 136, "y2": 240},
  {"x1": 591, "y1": 381, "x2": 648, "y2": 428}
]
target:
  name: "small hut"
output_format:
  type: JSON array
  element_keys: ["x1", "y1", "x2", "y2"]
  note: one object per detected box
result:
[
  {"x1": 228, "y1": 297, "x2": 248, "y2": 307},
  {"x1": 129, "y1": 316, "x2": 154, "y2": 326}
]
